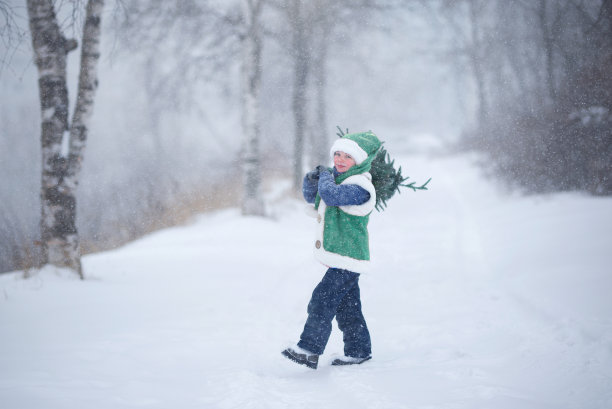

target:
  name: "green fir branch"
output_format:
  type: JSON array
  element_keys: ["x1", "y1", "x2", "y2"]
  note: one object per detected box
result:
[
  {"x1": 370, "y1": 145, "x2": 431, "y2": 211},
  {"x1": 402, "y1": 177, "x2": 431, "y2": 192},
  {"x1": 336, "y1": 126, "x2": 349, "y2": 138},
  {"x1": 334, "y1": 125, "x2": 431, "y2": 211}
]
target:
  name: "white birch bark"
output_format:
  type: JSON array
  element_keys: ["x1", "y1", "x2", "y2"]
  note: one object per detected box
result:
[
  {"x1": 69, "y1": 0, "x2": 104, "y2": 178},
  {"x1": 310, "y1": 9, "x2": 332, "y2": 168},
  {"x1": 240, "y1": 0, "x2": 265, "y2": 216},
  {"x1": 27, "y1": 0, "x2": 104, "y2": 278},
  {"x1": 290, "y1": 0, "x2": 310, "y2": 192}
]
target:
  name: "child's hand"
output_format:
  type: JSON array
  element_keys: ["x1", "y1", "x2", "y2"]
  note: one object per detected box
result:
[
  {"x1": 306, "y1": 165, "x2": 328, "y2": 182},
  {"x1": 306, "y1": 169, "x2": 320, "y2": 182},
  {"x1": 317, "y1": 166, "x2": 332, "y2": 179},
  {"x1": 315, "y1": 165, "x2": 328, "y2": 175},
  {"x1": 317, "y1": 168, "x2": 334, "y2": 190}
]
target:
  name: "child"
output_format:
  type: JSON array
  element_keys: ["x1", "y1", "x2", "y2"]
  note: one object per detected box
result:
[{"x1": 282, "y1": 131, "x2": 382, "y2": 369}]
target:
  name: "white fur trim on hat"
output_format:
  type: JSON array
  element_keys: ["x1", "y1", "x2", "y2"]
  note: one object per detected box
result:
[{"x1": 329, "y1": 138, "x2": 368, "y2": 165}]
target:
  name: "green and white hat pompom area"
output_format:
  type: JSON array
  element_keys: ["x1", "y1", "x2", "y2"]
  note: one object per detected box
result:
[{"x1": 329, "y1": 131, "x2": 382, "y2": 165}]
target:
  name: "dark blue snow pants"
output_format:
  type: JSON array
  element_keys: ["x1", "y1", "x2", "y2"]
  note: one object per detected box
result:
[{"x1": 297, "y1": 268, "x2": 372, "y2": 358}]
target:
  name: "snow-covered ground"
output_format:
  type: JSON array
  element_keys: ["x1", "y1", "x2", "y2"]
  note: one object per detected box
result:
[{"x1": 1, "y1": 152, "x2": 611, "y2": 409}]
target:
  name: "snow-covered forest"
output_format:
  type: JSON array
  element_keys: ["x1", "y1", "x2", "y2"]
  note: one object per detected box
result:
[{"x1": 1, "y1": 0, "x2": 609, "y2": 274}]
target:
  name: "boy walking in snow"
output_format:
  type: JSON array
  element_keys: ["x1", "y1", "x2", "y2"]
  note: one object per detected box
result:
[{"x1": 282, "y1": 131, "x2": 382, "y2": 369}]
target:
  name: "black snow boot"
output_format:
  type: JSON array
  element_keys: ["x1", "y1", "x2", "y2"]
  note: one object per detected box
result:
[
  {"x1": 331, "y1": 355, "x2": 372, "y2": 366},
  {"x1": 281, "y1": 346, "x2": 319, "y2": 369}
]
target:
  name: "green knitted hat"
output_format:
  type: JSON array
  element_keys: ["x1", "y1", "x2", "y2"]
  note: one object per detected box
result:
[{"x1": 329, "y1": 131, "x2": 382, "y2": 165}]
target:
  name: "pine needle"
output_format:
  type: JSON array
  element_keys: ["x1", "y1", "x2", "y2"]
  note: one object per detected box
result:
[
  {"x1": 370, "y1": 145, "x2": 431, "y2": 211},
  {"x1": 334, "y1": 126, "x2": 431, "y2": 211}
]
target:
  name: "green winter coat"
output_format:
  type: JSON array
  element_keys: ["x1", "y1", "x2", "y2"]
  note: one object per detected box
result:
[{"x1": 314, "y1": 157, "x2": 377, "y2": 274}]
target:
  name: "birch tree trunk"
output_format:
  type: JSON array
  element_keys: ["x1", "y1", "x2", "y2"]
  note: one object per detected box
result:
[
  {"x1": 240, "y1": 0, "x2": 265, "y2": 216},
  {"x1": 310, "y1": 21, "x2": 331, "y2": 168},
  {"x1": 538, "y1": 0, "x2": 556, "y2": 105},
  {"x1": 467, "y1": 0, "x2": 488, "y2": 125},
  {"x1": 27, "y1": 0, "x2": 104, "y2": 278},
  {"x1": 290, "y1": 0, "x2": 310, "y2": 192}
]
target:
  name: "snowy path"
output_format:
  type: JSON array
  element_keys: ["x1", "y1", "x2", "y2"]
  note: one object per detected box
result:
[{"x1": 1, "y1": 153, "x2": 611, "y2": 409}]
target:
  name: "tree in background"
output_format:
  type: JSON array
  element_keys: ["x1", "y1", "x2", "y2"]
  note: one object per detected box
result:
[
  {"x1": 487, "y1": 0, "x2": 612, "y2": 194},
  {"x1": 287, "y1": 0, "x2": 310, "y2": 192},
  {"x1": 240, "y1": 0, "x2": 266, "y2": 215},
  {"x1": 309, "y1": 6, "x2": 332, "y2": 169},
  {"x1": 1, "y1": 1, "x2": 26, "y2": 70},
  {"x1": 435, "y1": 0, "x2": 493, "y2": 125},
  {"x1": 430, "y1": 0, "x2": 612, "y2": 195},
  {"x1": 119, "y1": 0, "x2": 266, "y2": 216},
  {"x1": 4, "y1": 0, "x2": 608, "y2": 276},
  {"x1": 26, "y1": 0, "x2": 105, "y2": 278},
  {"x1": 273, "y1": 0, "x2": 403, "y2": 191}
]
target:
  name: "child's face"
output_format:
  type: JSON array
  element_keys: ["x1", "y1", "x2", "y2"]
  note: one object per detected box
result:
[{"x1": 333, "y1": 151, "x2": 356, "y2": 173}]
